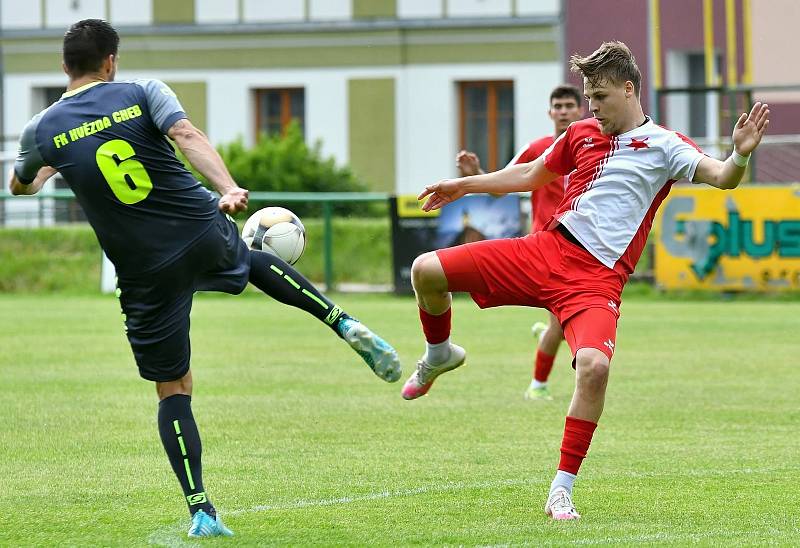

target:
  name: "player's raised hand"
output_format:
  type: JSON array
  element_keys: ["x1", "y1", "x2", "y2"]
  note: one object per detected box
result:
[
  {"x1": 219, "y1": 187, "x2": 249, "y2": 214},
  {"x1": 456, "y1": 150, "x2": 482, "y2": 176},
  {"x1": 732, "y1": 102, "x2": 769, "y2": 156},
  {"x1": 418, "y1": 179, "x2": 466, "y2": 211}
]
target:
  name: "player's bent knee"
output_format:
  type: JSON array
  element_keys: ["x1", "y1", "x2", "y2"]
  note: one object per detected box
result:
[
  {"x1": 575, "y1": 349, "x2": 609, "y2": 387},
  {"x1": 411, "y1": 252, "x2": 447, "y2": 293},
  {"x1": 156, "y1": 371, "x2": 193, "y2": 400}
]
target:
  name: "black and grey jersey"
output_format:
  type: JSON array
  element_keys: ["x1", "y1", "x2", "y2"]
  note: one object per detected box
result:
[{"x1": 14, "y1": 79, "x2": 219, "y2": 276}]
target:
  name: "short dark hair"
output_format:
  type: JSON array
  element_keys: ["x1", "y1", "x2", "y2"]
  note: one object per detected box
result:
[
  {"x1": 63, "y1": 19, "x2": 119, "y2": 77},
  {"x1": 570, "y1": 41, "x2": 642, "y2": 96},
  {"x1": 549, "y1": 85, "x2": 582, "y2": 105}
]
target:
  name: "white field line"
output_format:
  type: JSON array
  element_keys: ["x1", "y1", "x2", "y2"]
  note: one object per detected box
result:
[
  {"x1": 481, "y1": 529, "x2": 778, "y2": 548},
  {"x1": 227, "y1": 477, "x2": 531, "y2": 516},
  {"x1": 148, "y1": 478, "x2": 534, "y2": 546},
  {"x1": 147, "y1": 466, "x2": 797, "y2": 546}
]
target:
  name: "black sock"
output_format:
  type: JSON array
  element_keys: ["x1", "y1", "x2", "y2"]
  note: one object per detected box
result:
[
  {"x1": 157, "y1": 394, "x2": 216, "y2": 517},
  {"x1": 248, "y1": 250, "x2": 352, "y2": 337}
]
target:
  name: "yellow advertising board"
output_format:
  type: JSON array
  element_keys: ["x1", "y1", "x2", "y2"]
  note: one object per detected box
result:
[
  {"x1": 654, "y1": 185, "x2": 800, "y2": 290},
  {"x1": 395, "y1": 194, "x2": 440, "y2": 218}
]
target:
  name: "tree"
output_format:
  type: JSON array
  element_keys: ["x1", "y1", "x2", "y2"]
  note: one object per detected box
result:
[{"x1": 183, "y1": 122, "x2": 380, "y2": 217}]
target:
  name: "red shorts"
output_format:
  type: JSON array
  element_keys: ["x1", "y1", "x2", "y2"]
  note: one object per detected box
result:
[{"x1": 436, "y1": 229, "x2": 625, "y2": 361}]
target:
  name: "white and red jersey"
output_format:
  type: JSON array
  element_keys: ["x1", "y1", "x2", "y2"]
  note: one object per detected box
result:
[
  {"x1": 506, "y1": 136, "x2": 566, "y2": 233},
  {"x1": 542, "y1": 117, "x2": 704, "y2": 276}
]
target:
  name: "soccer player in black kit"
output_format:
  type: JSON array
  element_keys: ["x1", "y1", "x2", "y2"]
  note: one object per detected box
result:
[{"x1": 9, "y1": 19, "x2": 401, "y2": 538}]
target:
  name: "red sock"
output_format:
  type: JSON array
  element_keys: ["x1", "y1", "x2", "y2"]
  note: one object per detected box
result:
[
  {"x1": 558, "y1": 416, "x2": 597, "y2": 475},
  {"x1": 533, "y1": 350, "x2": 556, "y2": 382},
  {"x1": 419, "y1": 307, "x2": 451, "y2": 344}
]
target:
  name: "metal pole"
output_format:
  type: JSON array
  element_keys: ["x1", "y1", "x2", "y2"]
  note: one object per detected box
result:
[
  {"x1": 703, "y1": 0, "x2": 716, "y2": 87},
  {"x1": 725, "y1": 0, "x2": 738, "y2": 87},
  {"x1": 742, "y1": 0, "x2": 753, "y2": 85},
  {"x1": 322, "y1": 201, "x2": 334, "y2": 291},
  {"x1": 647, "y1": 0, "x2": 662, "y2": 119},
  {"x1": 0, "y1": 1, "x2": 6, "y2": 193},
  {"x1": 747, "y1": 89, "x2": 755, "y2": 182}
]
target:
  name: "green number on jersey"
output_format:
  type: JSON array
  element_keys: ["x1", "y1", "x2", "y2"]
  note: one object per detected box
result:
[{"x1": 95, "y1": 139, "x2": 153, "y2": 204}]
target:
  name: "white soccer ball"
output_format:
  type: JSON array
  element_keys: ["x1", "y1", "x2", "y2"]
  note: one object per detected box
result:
[{"x1": 242, "y1": 206, "x2": 306, "y2": 265}]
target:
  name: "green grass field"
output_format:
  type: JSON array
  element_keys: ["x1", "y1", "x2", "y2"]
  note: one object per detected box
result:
[{"x1": 1, "y1": 294, "x2": 798, "y2": 546}]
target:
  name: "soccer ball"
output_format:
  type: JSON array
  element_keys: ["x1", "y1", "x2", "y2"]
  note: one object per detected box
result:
[{"x1": 242, "y1": 206, "x2": 306, "y2": 265}]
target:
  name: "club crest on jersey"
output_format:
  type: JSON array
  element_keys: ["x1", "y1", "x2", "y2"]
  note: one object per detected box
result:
[{"x1": 627, "y1": 137, "x2": 650, "y2": 150}]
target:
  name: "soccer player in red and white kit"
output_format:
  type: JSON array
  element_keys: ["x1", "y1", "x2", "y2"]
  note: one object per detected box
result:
[
  {"x1": 402, "y1": 41, "x2": 769, "y2": 520},
  {"x1": 455, "y1": 85, "x2": 584, "y2": 401}
]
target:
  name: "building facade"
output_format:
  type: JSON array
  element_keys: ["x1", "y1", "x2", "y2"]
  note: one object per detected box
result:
[
  {"x1": 562, "y1": 0, "x2": 800, "y2": 182},
  {"x1": 1, "y1": 0, "x2": 562, "y2": 207},
  {"x1": 2, "y1": 0, "x2": 797, "y2": 226}
]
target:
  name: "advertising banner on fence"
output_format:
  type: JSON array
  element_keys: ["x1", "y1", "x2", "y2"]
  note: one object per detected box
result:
[
  {"x1": 390, "y1": 194, "x2": 522, "y2": 293},
  {"x1": 655, "y1": 185, "x2": 800, "y2": 291}
]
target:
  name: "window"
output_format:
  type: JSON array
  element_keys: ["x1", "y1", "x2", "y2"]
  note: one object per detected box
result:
[
  {"x1": 665, "y1": 51, "x2": 720, "y2": 141},
  {"x1": 459, "y1": 81, "x2": 514, "y2": 172},
  {"x1": 31, "y1": 86, "x2": 87, "y2": 223},
  {"x1": 254, "y1": 88, "x2": 305, "y2": 139},
  {"x1": 33, "y1": 86, "x2": 65, "y2": 111},
  {"x1": 686, "y1": 52, "x2": 721, "y2": 139}
]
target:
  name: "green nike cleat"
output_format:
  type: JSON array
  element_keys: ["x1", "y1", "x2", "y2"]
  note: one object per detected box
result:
[{"x1": 524, "y1": 382, "x2": 553, "y2": 401}]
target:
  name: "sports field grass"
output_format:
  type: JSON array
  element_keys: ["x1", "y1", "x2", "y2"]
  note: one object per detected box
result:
[{"x1": 1, "y1": 293, "x2": 798, "y2": 546}]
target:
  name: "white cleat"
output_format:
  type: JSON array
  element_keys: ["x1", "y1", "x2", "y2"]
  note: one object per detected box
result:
[
  {"x1": 401, "y1": 343, "x2": 466, "y2": 400},
  {"x1": 544, "y1": 488, "x2": 581, "y2": 520}
]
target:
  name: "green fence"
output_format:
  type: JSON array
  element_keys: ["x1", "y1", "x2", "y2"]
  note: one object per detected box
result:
[{"x1": 0, "y1": 190, "x2": 389, "y2": 291}]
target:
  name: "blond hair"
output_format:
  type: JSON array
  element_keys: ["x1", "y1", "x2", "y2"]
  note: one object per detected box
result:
[{"x1": 570, "y1": 41, "x2": 642, "y2": 96}]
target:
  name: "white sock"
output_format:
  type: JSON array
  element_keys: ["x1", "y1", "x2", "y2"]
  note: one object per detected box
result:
[
  {"x1": 549, "y1": 470, "x2": 576, "y2": 496},
  {"x1": 425, "y1": 339, "x2": 451, "y2": 364},
  {"x1": 530, "y1": 379, "x2": 547, "y2": 389}
]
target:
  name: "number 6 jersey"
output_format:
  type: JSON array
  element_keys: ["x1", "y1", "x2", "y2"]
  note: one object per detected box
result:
[{"x1": 14, "y1": 79, "x2": 219, "y2": 276}]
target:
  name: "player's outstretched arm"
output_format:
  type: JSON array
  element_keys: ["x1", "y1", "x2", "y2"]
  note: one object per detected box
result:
[
  {"x1": 419, "y1": 156, "x2": 559, "y2": 211},
  {"x1": 167, "y1": 118, "x2": 248, "y2": 214},
  {"x1": 693, "y1": 102, "x2": 770, "y2": 190},
  {"x1": 8, "y1": 166, "x2": 57, "y2": 196}
]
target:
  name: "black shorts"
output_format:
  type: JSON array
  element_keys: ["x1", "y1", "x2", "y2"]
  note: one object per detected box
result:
[{"x1": 118, "y1": 212, "x2": 250, "y2": 382}]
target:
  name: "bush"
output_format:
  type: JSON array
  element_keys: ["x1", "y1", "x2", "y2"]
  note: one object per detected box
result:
[{"x1": 182, "y1": 122, "x2": 383, "y2": 218}]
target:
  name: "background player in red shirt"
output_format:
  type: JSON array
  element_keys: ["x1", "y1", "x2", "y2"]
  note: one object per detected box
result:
[
  {"x1": 455, "y1": 85, "x2": 584, "y2": 401},
  {"x1": 403, "y1": 41, "x2": 769, "y2": 520}
]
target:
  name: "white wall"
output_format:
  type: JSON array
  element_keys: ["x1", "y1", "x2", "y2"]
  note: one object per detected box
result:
[
  {"x1": 1, "y1": 0, "x2": 41, "y2": 29},
  {"x1": 195, "y1": 0, "x2": 238, "y2": 24},
  {"x1": 243, "y1": 0, "x2": 304, "y2": 22},
  {"x1": 398, "y1": 0, "x2": 444, "y2": 18},
  {"x1": 309, "y1": 0, "x2": 351, "y2": 20},
  {"x1": 516, "y1": 0, "x2": 560, "y2": 17},
  {"x1": 45, "y1": 0, "x2": 105, "y2": 28},
  {"x1": 447, "y1": 0, "x2": 511, "y2": 17},
  {"x1": 110, "y1": 0, "x2": 152, "y2": 26},
  {"x1": 2, "y1": 0, "x2": 153, "y2": 28}
]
